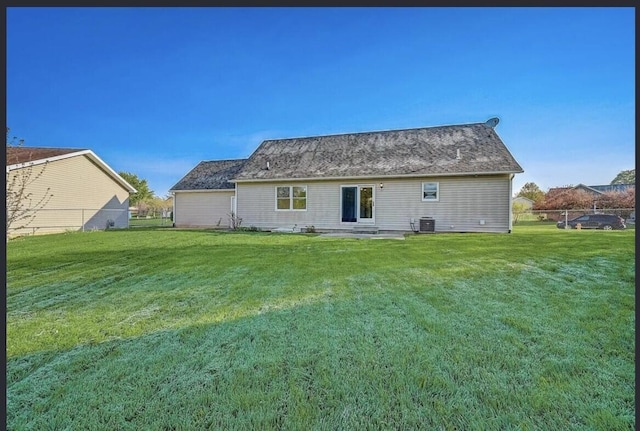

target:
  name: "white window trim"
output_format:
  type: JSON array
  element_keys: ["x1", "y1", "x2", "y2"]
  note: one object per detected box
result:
[
  {"x1": 422, "y1": 182, "x2": 440, "y2": 202},
  {"x1": 275, "y1": 185, "x2": 307, "y2": 211}
]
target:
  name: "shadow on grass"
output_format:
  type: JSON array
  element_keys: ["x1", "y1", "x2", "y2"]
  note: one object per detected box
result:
[{"x1": 7, "y1": 281, "x2": 635, "y2": 431}]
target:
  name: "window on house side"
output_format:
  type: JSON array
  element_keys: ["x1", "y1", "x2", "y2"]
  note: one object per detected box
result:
[
  {"x1": 292, "y1": 186, "x2": 307, "y2": 210},
  {"x1": 276, "y1": 186, "x2": 290, "y2": 210},
  {"x1": 276, "y1": 186, "x2": 307, "y2": 210},
  {"x1": 422, "y1": 182, "x2": 439, "y2": 201}
]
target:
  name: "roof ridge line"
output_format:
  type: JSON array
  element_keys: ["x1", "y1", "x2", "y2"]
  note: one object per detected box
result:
[
  {"x1": 200, "y1": 158, "x2": 248, "y2": 163},
  {"x1": 262, "y1": 121, "x2": 488, "y2": 143}
]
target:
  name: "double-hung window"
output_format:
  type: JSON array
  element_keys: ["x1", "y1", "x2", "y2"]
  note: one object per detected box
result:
[
  {"x1": 422, "y1": 182, "x2": 439, "y2": 201},
  {"x1": 276, "y1": 186, "x2": 307, "y2": 210}
]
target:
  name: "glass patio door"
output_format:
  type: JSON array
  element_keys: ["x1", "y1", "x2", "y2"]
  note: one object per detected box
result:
[
  {"x1": 358, "y1": 186, "x2": 374, "y2": 222},
  {"x1": 341, "y1": 185, "x2": 374, "y2": 224}
]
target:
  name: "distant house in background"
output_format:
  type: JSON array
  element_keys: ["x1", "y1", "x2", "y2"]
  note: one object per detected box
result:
[
  {"x1": 586, "y1": 184, "x2": 634, "y2": 193},
  {"x1": 512, "y1": 196, "x2": 534, "y2": 209},
  {"x1": 169, "y1": 159, "x2": 246, "y2": 228},
  {"x1": 6, "y1": 147, "x2": 136, "y2": 237},
  {"x1": 547, "y1": 183, "x2": 634, "y2": 197},
  {"x1": 171, "y1": 118, "x2": 524, "y2": 233}
]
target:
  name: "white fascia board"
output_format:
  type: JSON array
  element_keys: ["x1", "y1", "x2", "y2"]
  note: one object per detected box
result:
[
  {"x1": 83, "y1": 151, "x2": 137, "y2": 193},
  {"x1": 170, "y1": 189, "x2": 236, "y2": 193}
]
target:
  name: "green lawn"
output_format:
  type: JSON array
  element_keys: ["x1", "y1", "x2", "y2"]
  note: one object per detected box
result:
[
  {"x1": 128, "y1": 216, "x2": 173, "y2": 228},
  {"x1": 6, "y1": 225, "x2": 635, "y2": 430}
]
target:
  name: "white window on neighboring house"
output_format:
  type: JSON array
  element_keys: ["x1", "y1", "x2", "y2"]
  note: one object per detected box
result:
[
  {"x1": 422, "y1": 182, "x2": 439, "y2": 201},
  {"x1": 276, "y1": 186, "x2": 307, "y2": 211}
]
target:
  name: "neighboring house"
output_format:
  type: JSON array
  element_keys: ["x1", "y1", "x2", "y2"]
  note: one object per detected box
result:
[
  {"x1": 170, "y1": 159, "x2": 246, "y2": 228},
  {"x1": 171, "y1": 118, "x2": 524, "y2": 233},
  {"x1": 513, "y1": 196, "x2": 534, "y2": 210},
  {"x1": 6, "y1": 147, "x2": 136, "y2": 237},
  {"x1": 548, "y1": 183, "x2": 634, "y2": 196}
]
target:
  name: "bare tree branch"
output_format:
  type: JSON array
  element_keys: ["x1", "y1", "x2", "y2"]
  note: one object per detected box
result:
[{"x1": 6, "y1": 128, "x2": 54, "y2": 240}]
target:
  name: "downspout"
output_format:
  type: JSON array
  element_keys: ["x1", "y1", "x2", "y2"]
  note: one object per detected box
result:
[
  {"x1": 234, "y1": 182, "x2": 238, "y2": 216},
  {"x1": 172, "y1": 192, "x2": 176, "y2": 227},
  {"x1": 508, "y1": 174, "x2": 514, "y2": 233}
]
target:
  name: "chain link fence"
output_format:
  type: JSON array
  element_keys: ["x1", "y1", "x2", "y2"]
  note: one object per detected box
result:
[
  {"x1": 128, "y1": 213, "x2": 174, "y2": 228},
  {"x1": 9, "y1": 206, "x2": 635, "y2": 237},
  {"x1": 8, "y1": 208, "x2": 129, "y2": 237},
  {"x1": 514, "y1": 208, "x2": 635, "y2": 224}
]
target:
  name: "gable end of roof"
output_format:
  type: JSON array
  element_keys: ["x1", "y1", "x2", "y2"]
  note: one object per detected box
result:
[{"x1": 6, "y1": 147, "x2": 137, "y2": 193}]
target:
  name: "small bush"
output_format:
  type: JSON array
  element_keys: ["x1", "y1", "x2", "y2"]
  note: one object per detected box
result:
[
  {"x1": 234, "y1": 226, "x2": 261, "y2": 232},
  {"x1": 304, "y1": 225, "x2": 316, "y2": 233}
]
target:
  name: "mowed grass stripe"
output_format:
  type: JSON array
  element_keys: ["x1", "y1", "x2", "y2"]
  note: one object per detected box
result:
[{"x1": 6, "y1": 225, "x2": 635, "y2": 430}]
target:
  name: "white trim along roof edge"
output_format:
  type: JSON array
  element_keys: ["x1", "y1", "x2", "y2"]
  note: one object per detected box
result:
[
  {"x1": 6, "y1": 149, "x2": 137, "y2": 193},
  {"x1": 169, "y1": 189, "x2": 235, "y2": 193}
]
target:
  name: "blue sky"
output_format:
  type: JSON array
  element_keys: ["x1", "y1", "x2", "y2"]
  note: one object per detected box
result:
[{"x1": 6, "y1": 7, "x2": 635, "y2": 197}]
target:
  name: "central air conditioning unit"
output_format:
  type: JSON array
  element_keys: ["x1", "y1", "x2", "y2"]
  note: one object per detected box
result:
[{"x1": 419, "y1": 217, "x2": 435, "y2": 233}]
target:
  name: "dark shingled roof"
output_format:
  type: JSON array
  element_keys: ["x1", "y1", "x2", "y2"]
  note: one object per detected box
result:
[
  {"x1": 232, "y1": 121, "x2": 523, "y2": 182},
  {"x1": 170, "y1": 159, "x2": 247, "y2": 191},
  {"x1": 6, "y1": 146, "x2": 85, "y2": 166}
]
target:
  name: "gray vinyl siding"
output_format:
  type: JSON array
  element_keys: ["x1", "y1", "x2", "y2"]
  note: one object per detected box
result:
[
  {"x1": 174, "y1": 191, "x2": 234, "y2": 228},
  {"x1": 236, "y1": 182, "x2": 337, "y2": 230},
  {"x1": 7, "y1": 155, "x2": 131, "y2": 236},
  {"x1": 236, "y1": 174, "x2": 512, "y2": 233},
  {"x1": 377, "y1": 175, "x2": 512, "y2": 232}
]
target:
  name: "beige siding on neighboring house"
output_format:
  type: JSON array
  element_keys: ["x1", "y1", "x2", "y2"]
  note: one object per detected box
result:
[
  {"x1": 7, "y1": 155, "x2": 131, "y2": 236},
  {"x1": 174, "y1": 191, "x2": 234, "y2": 228},
  {"x1": 236, "y1": 174, "x2": 513, "y2": 232}
]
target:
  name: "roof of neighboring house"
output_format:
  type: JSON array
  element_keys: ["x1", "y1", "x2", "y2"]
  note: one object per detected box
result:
[
  {"x1": 170, "y1": 159, "x2": 247, "y2": 191},
  {"x1": 6, "y1": 146, "x2": 83, "y2": 165},
  {"x1": 513, "y1": 196, "x2": 534, "y2": 203},
  {"x1": 548, "y1": 183, "x2": 635, "y2": 195},
  {"x1": 6, "y1": 146, "x2": 137, "y2": 193},
  {"x1": 573, "y1": 184, "x2": 605, "y2": 194},
  {"x1": 232, "y1": 120, "x2": 523, "y2": 182},
  {"x1": 547, "y1": 186, "x2": 574, "y2": 193}
]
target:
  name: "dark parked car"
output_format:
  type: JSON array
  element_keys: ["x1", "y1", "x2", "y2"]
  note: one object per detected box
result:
[{"x1": 557, "y1": 214, "x2": 626, "y2": 230}]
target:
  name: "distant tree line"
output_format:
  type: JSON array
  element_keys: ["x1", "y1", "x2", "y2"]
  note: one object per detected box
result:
[
  {"x1": 611, "y1": 169, "x2": 635, "y2": 185},
  {"x1": 118, "y1": 172, "x2": 172, "y2": 218}
]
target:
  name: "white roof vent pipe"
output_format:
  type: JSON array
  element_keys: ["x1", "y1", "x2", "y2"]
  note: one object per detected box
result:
[
  {"x1": 266, "y1": 161, "x2": 270, "y2": 170},
  {"x1": 456, "y1": 148, "x2": 461, "y2": 160}
]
